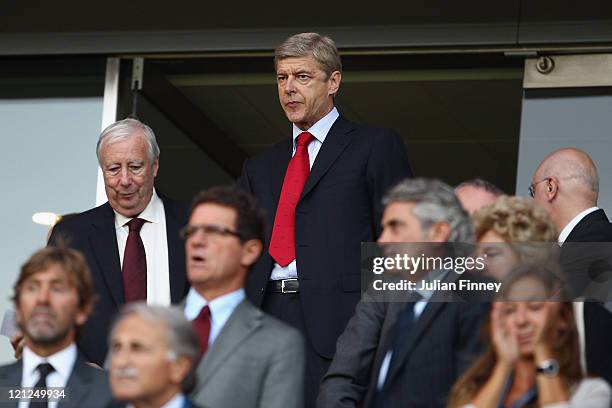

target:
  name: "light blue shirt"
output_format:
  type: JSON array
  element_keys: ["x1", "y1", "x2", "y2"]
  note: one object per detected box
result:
[
  {"x1": 376, "y1": 269, "x2": 449, "y2": 390},
  {"x1": 184, "y1": 288, "x2": 245, "y2": 346},
  {"x1": 270, "y1": 107, "x2": 340, "y2": 280}
]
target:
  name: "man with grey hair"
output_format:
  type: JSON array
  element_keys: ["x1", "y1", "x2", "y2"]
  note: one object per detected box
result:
[
  {"x1": 318, "y1": 178, "x2": 488, "y2": 408},
  {"x1": 107, "y1": 303, "x2": 202, "y2": 408},
  {"x1": 239, "y1": 32, "x2": 412, "y2": 406},
  {"x1": 49, "y1": 118, "x2": 189, "y2": 366}
]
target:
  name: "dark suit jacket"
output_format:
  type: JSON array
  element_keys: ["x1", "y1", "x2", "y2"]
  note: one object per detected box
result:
[
  {"x1": 562, "y1": 208, "x2": 612, "y2": 386},
  {"x1": 317, "y1": 273, "x2": 489, "y2": 408},
  {"x1": 49, "y1": 195, "x2": 189, "y2": 365},
  {"x1": 0, "y1": 353, "x2": 112, "y2": 408},
  {"x1": 239, "y1": 115, "x2": 412, "y2": 358},
  {"x1": 565, "y1": 208, "x2": 612, "y2": 243}
]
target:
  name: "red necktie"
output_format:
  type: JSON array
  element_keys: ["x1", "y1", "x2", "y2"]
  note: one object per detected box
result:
[
  {"x1": 192, "y1": 305, "x2": 211, "y2": 355},
  {"x1": 269, "y1": 132, "x2": 315, "y2": 267},
  {"x1": 122, "y1": 217, "x2": 147, "y2": 303}
]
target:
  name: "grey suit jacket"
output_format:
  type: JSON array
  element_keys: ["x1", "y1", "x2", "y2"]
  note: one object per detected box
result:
[
  {"x1": 0, "y1": 353, "x2": 112, "y2": 408},
  {"x1": 190, "y1": 299, "x2": 305, "y2": 408}
]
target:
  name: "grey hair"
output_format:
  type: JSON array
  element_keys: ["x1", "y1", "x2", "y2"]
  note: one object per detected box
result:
[
  {"x1": 274, "y1": 32, "x2": 342, "y2": 78},
  {"x1": 455, "y1": 178, "x2": 504, "y2": 197},
  {"x1": 96, "y1": 118, "x2": 160, "y2": 165},
  {"x1": 383, "y1": 178, "x2": 475, "y2": 243},
  {"x1": 110, "y1": 303, "x2": 199, "y2": 364}
]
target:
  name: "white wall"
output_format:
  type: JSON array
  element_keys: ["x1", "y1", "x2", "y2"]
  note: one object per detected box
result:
[
  {"x1": 0, "y1": 97, "x2": 103, "y2": 363},
  {"x1": 516, "y1": 90, "x2": 612, "y2": 212}
]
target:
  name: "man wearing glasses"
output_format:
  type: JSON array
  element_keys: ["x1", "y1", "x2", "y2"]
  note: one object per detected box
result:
[
  {"x1": 181, "y1": 186, "x2": 305, "y2": 408},
  {"x1": 530, "y1": 147, "x2": 612, "y2": 386}
]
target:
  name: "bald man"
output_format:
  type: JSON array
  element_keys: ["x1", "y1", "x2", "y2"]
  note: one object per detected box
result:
[
  {"x1": 530, "y1": 147, "x2": 612, "y2": 243},
  {"x1": 531, "y1": 147, "x2": 612, "y2": 386}
]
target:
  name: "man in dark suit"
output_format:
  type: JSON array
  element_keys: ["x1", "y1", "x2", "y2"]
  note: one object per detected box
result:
[
  {"x1": 0, "y1": 246, "x2": 112, "y2": 408},
  {"x1": 239, "y1": 32, "x2": 412, "y2": 405},
  {"x1": 531, "y1": 147, "x2": 612, "y2": 385},
  {"x1": 49, "y1": 118, "x2": 189, "y2": 365},
  {"x1": 317, "y1": 178, "x2": 488, "y2": 408},
  {"x1": 107, "y1": 303, "x2": 202, "y2": 408}
]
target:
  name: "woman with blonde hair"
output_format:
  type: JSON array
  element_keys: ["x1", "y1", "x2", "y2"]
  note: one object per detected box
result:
[{"x1": 473, "y1": 196, "x2": 558, "y2": 281}]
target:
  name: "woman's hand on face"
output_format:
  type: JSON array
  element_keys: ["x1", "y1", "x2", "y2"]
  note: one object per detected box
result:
[{"x1": 491, "y1": 302, "x2": 519, "y2": 367}]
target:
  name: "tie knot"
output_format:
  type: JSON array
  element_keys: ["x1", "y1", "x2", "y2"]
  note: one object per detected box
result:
[
  {"x1": 127, "y1": 217, "x2": 146, "y2": 232},
  {"x1": 197, "y1": 305, "x2": 211, "y2": 320},
  {"x1": 37, "y1": 362, "x2": 55, "y2": 378},
  {"x1": 296, "y1": 132, "x2": 314, "y2": 148}
]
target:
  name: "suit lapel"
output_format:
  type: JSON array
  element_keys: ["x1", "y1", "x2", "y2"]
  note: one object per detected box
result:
[
  {"x1": 269, "y1": 139, "x2": 293, "y2": 206},
  {"x1": 300, "y1": 116, "x2": 354, "y2": 201},
  {"x1": 162, "y1": 197, "x2": 188, "y2": 303},
  {"x1": 89, "y1": 203, "x2": 124, "y2": 306},
  {"x1": 60, "y1": 354, "x2": 94, "y2": 408},
  {"x1": 194, "y1": 300, "x2": 262, "y2": 390},
  {"x1": 383, "y1": 271, "x2": 459, "y2": 386}
]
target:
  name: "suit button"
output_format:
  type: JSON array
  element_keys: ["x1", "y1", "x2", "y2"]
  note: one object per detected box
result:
[{"x1": 259, "y1": 287, "x2": 265, "y2": 295}]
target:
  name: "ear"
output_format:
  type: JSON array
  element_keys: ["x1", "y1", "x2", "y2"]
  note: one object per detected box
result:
[
  {"x1": 240, "y1": 239, "x2": 263, "y2": 268},
  {"x1": 426, "y1": 221, "x2": 451, "y2": 243},
  {"x1": 545, "y1": 177, "x2": 558, "y2": 201},
  {"x1": 327, "y1": 71, "x2": 341, "y2": 96},
  {"x1": 169, "y1": 355, "x2": 192, "y2": 385},
  {"x1": 152, "y1": 157, "x2": 160, "y2": 178},
  {"x1": 75, "y1": 301, "x2": 93, "y2": 327}
]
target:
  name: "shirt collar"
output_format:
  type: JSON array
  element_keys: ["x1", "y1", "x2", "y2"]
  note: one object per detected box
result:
[
  {"x1": 184, "y1": 287, "x2": 245, "y2": 321},
  {"x1": 23, "y1": 343, "x2": 77, "y2": 383},
  {"x1": 558, "y1": 206, "x2": 599, "y2": 245},
  {"x1": 114, "y1": 188, "x2": 162, "y2": 229},
  {"x1": 292, "y1": 106, "x2": 339, "y2": 148},
  {"x1": 415, "y1": 269, "x2": 450, "y2": 301},
  {"x1": 127, "y1": 393, "x2": 185, "y2": 408}
]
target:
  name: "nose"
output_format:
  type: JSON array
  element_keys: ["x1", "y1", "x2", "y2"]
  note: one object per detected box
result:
[
  {"x1": 36, "y1": 286, "x2": 51, "y2": 304},
  {"x1": 119, "y1": 167, "x2": 131, "y2": 187},
  {"x1": 377, "y1": 228, "x2": 390, "y2": 244},
  {"x1": 188, "y1": 227, "x2": 209, "y2": 246},
  {"x1": 283, "y1": 76, "x2": 296, "y2": 94},
  {"x1": 514, "y1": 305, "x2": 528, "y2": 325}
]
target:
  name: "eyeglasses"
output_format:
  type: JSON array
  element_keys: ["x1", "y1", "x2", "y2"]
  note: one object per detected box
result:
[
  {"x1": 528, "y1": 177, "x2": 549, "y2": 198},
  {"x1": 180, "y1": 224, "x2": 243, "y2": 240}
]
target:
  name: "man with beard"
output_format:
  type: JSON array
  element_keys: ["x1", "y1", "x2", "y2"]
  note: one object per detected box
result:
[{"x1": 0, "y1": 246, "x2": 112, "y2": 408}]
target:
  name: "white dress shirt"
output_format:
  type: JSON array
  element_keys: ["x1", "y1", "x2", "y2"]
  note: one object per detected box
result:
[
  {"x1": 376, "y1": 269, "x2": 449, "y2": 390},
  {"x1": 19, "y1": 343, "x2": 77, "y2": 408},
  {"x1": 558, "y1": 207, "x2": 599, "y2": 245},
  {"x1": 127, "y1": 393, "x2": 186, "y2": 408},
  {"x1": 270, "y1": 107, "x2": 340, "y2": 280},
  {"x1": 184, "y1": 288, "x2": 245, "y2": 346},
  {"x1": 115, "y1": 188, "x2": 171, "y2": 306}
]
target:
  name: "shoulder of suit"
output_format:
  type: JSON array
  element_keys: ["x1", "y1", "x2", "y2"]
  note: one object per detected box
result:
[
  {"x1": 237, "y1": 300, "x2": 302, "y2": 340},
  {"x1": 0, "y1": 361, "x2": 20, "y2": 376}
]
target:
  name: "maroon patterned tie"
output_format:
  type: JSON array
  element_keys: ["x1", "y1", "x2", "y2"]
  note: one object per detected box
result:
[
  {"x1": 122, "y1": 217, "x2": 147, "y2": 303},
  {"x1": 269, "y1": 132, "x2": 315, "y2": 266},
  {"x1": 192, "y1": 305, "x2": 211, "y2": 355}
]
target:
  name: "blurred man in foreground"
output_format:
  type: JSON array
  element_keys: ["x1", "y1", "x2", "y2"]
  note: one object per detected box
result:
[{"x1": 108, "y1": 303, "x2": 201, "y2": 408}]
